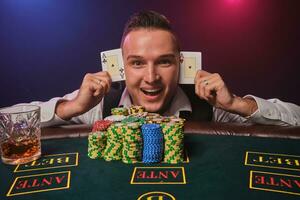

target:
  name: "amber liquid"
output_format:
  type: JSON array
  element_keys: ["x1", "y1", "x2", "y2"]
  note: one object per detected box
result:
[{"x1": 1, "y1": 136, "x2": 41, "y2": 165}]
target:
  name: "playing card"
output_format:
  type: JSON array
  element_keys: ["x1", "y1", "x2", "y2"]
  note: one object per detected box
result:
[
  {"x1": 179, "y1": 52, "x2": 201, "y2": 84},
  {"x1": 100, "y1": 48, "x2": 125, "y2": 82}
]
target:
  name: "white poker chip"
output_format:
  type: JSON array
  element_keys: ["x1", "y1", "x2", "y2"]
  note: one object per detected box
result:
[{"x1": 104, "y1": 115, "x2": 126, "y2": 122}]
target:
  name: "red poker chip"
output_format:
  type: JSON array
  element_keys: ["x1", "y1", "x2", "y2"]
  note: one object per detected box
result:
[{"x1": 92, "y1": 120, "x2": 112, "y2": 131}]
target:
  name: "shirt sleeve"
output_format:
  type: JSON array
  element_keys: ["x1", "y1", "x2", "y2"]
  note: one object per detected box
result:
[
  {"x1": 18, "y1": 90, "x2": 104, "y2": 127},
  {"x1": 243, "y1": 95, "x2": 300, "y2": 126},
  {"x1": 212, "y1": 95, "x2": 300, "y2": 126}
]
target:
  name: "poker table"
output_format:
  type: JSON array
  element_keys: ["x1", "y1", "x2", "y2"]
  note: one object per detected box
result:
[{"x1": 1, "y1": 122, "x2": 300, "y2": 200}]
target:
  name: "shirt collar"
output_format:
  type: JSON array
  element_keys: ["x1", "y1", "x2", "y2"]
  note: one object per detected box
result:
[{"x1": 119, "y1": 86, "x2": 192, "y2": 117}]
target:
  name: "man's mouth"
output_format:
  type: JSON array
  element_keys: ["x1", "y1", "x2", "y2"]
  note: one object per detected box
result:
[{"x1": 140, "y1": 88, "x2": 163, "y2": 96}]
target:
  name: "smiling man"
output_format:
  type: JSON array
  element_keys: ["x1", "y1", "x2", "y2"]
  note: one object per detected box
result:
[
  {"x1": 122, "y1": 29, "x2": 180, "y2": 114},
  {"x1": 30, "y1": 11, "x2": 299, "y2": 127}
]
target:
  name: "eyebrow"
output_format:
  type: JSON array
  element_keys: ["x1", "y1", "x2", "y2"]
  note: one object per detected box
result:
[{"x1": 126, "y1": 54, "x2": 177, "y2": 61}]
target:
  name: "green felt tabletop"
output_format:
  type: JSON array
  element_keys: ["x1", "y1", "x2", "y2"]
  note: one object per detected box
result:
[{"x1": 1, "y1": 134, "x2": 300, "y2": 200}]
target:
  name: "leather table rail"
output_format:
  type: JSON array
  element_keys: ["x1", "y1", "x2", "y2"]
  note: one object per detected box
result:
[{"x1": 41, "y1": 121, "x2": 300, "y2": 140}]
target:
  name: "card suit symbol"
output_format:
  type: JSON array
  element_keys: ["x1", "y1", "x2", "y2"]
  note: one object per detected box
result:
[
  {"x1": 102, "y1": 59, "x2": 107, "y2": 63},
  {"x1": 111, "y1": 64, "x2": 115, "y2": 67},
  {"x1": 188, "y1": 66, "x2": 192, "y2": 69},
  {"x1": 119, "y1": 68, "x2": 125, "y2": 78}
]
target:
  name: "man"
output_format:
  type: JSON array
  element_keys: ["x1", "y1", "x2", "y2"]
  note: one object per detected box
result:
[{"x1": 31, "y1": 11, "x2": 299, "y2": 127}]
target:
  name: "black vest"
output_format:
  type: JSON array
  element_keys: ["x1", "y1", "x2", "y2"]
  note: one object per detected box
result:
[{"x1": 103, "y1": 81, "x2": 212, "y2": 121}]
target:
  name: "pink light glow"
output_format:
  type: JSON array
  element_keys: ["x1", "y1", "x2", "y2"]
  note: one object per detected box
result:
[{"x1": 226, "y1": 0, "x2": 242, "y2": 4}]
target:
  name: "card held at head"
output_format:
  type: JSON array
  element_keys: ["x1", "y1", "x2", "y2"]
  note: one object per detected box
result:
[
  {"x1": 179, "y1": 52, "x2": 201, "y2": 84},
  {"x1": 101, "y1": 48, "x2": 125, "y2": 82}
]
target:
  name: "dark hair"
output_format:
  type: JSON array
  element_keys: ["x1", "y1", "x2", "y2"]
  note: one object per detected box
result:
[{"x1": 120, "y1": 10, "x2": 180, "y2": 52}]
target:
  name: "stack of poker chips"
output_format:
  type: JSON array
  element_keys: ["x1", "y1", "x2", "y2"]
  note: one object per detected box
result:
[
  {"x1": 104, "y1": 123, "x2": 124, "y2": 161},
  {"x1": 122, "y1": 122, "x2": 142, "y2": 164},
  {"x1": 141, "y1": 124, "x2": 164, "y2": 163},
  {"x1": 87, "y1": 120, "x2": 112, "y2": 159},
  {"x1": 88, "y1": 105, "x2": 185, "y2": 164},
  {"x1": 161, "y1": 122, "x2": 184, "y2": 163},
  {"x1": 88, "y1": 132, "x2": 107, "y2": 159}
]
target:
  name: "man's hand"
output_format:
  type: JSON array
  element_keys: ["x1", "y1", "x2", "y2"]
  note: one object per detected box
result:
[
  {"x1": 56, "y1": 71, "x2": 112, "y2": 120},
  {"x1": 194, "y1": 70, "x2": 258, "y2": 117}
]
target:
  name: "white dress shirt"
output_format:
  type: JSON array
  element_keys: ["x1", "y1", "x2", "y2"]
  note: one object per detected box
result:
[{"x1": 24, "y1": 87, "x2": 300, "y2": 127}]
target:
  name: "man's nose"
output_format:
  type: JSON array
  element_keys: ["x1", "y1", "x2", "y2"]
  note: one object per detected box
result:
[{"x1": 144, "y1": 64, "x2": 160, "y2": 83}]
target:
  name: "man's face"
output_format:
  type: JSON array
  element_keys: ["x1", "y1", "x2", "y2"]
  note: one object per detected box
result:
[{"x1": 122, "y1": 29, "x2": 180, "y2": 113}]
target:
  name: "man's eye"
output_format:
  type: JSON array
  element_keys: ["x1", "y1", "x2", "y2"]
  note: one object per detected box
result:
[
  {"x1": 133, "y1": 61, "x2": 142, "y2": 65},
  {"x1": 158, "y1": 59, "x2": 172, "y2": 66},
  {"x1": 131, "y1": 60, "x2": 144, "y2": 67}
]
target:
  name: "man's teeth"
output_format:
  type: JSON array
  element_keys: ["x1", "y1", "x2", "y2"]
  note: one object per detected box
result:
[
  {"x1": 141, "y1": 88, "x2": 162, "y2": 96},
  {"x1": 143, "y1": 89, "x2": 161, "y2": 92}
]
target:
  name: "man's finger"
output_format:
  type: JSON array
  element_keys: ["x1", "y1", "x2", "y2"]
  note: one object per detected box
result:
[
  {"x1": 94, "y1": 73, "x2": 112, "y2": 92},
  {"x1": 195, "y1": 69, "x2": 212, "y2": 80},
  {"x1": 195, "y1": 79, "x2": 209, "y2": 101}
]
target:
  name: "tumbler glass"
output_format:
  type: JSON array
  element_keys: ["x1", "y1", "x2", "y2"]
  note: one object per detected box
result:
[{"x1": 0, "y1": 105, "x2": 41, "y2": 165}]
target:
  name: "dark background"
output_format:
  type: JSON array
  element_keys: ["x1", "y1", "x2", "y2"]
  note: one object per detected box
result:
[{"x1": 0, "y1": 0, "x2": 299, "y2": 107}]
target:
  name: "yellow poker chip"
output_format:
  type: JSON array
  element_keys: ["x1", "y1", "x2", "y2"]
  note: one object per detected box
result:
[
  {"x1": 129, "y1": 105, "x2": 145, "y2": 114},
  {"x1": 161, "y1": 117, "x2": 171, "y2": 123},
  {"x1": 170, "y1": 118, "x2": 185, "y2": 123},
  {"x1": 130, "y1": 112, "x2": 148, "y2": 118},
  {"x1": 146, "y1": 113, "x2": 161, "y2": 117},
  {"x1": 111, "y1": 107, "x2": 129, "y2": 116},
  {"x1": 152, "y1": 118, "x2": 163, "y2": 124}
]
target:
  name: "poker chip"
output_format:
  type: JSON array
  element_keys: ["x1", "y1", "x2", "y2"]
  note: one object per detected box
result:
[
  {"x1": 121, "y1": 116, "x2": 140, "y2": 123},
  {"x1": 150, "y1": 118, "x2": 163, "y2": 124},
  {"x1": 129, "y1": 105, "x2": 145, "y2": 115},
  {"x1": 104, "y1": 115, "x2": 126, "y2": 122},
  {"x1": 169, "y1": 118, "x2": 186, "y2": 127},
  {"x1": 145, "y1": 113, "x2": 163, "y2": 123},
  {"x1": 161, "y1": 116, "x2": 171, "y2": 123},
  {"x1": 88, "y1": 131, "x2": 107, "y2": 159},
  {"x1": 146, "y1": 113, "x2": 161, "y2": 118},
  {"x1": 111, "y1": 107, "x2": 129, "y2": 116},
  {"x1": 141, "y1": 123, "x2": 164, "y2": 163},
  {"x1": 92, "y1": 120, "x2": 112, "y2": 132},
  {"x1": 126, "y1": 122, "x2": 140, "y2": 130},
  {"x1": 130, "y1": 112, "x2": 148, "y2": 118},
  {"x1": 122, "y1": 115, "x2": 146, "y2": 126}
]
